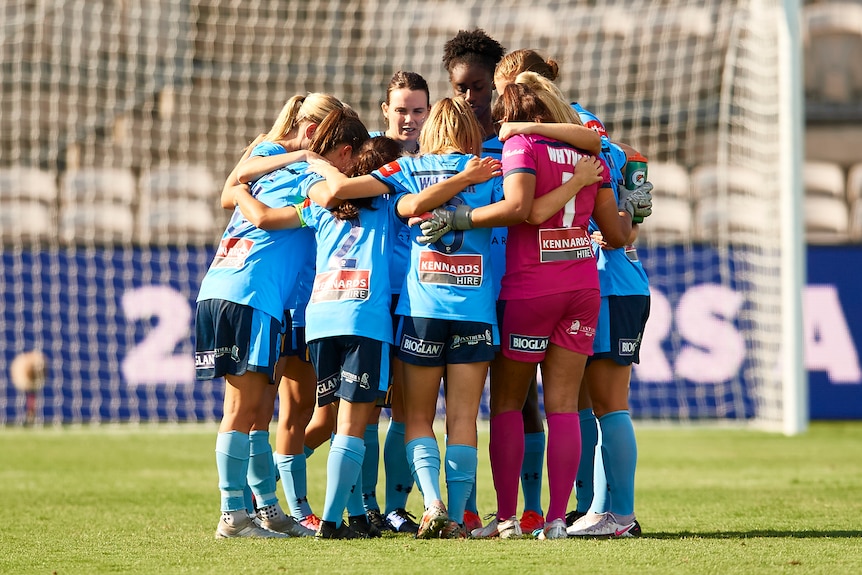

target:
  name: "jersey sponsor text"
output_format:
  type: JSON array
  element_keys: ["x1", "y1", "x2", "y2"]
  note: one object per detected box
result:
[{"x1": 418, "y1": 252, "x2": 483, "y2": 286}]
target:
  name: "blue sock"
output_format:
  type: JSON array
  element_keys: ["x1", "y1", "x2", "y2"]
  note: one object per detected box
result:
[
  {"x1": 576, "y1": 409, "x2": 598, "y2": 513},
  {"x1": 521, "y1": 431, "x2": 545, "y2": 514},
  {"x1": 243, "y1": 484, "x2": 255, "y2": 515},
  {"x1": 599, "y1": 410, "x2": 637, "y2": 517},
  {"x1": 383, "y1": 420, "x2": 413, "y2": 515},
  {"x1": 362, "y1": 424, "x2": 380, "y2": 512},
  {"x1": 444, "y1": 444, "x2": 477, "y2": 525},
  {"x1": 465, "y1": 481, "x2": 478, "y2": 515},
  {"x1": 346, "y1": 478, "x2": 366, "y2": 518},
  {"x1": 215, "y1": 431, "x2": 250, "y2": 512},
  {"x1": 304, "y1": 445, "x2": 314, "y2": 459},
  {"x1": 406, "y1": 436, "x2": 442, "y2": 508},
  {"x1": 321, "y1": 434, "x2": 365, "y2": 524},
  {"x1": 589, "y1": 431, "x2": 609, "y2": 514},
  {"x1": 247, "y1": 431, "x2": 278, "y2": 508},
  {"x1": 275, "y1": 453, "x2": 312, "y2": 519}
]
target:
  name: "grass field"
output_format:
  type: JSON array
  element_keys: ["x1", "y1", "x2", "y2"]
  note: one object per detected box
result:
[{"x1": 2, "y1": 421, "x2": 861, "y2": 575}]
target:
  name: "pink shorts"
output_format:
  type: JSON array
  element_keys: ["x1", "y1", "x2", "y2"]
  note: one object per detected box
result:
[{"x1": 499, "y1": 289, "x2": 600, "y2": 362}]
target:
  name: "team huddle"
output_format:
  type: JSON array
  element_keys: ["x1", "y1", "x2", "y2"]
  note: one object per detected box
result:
[{"x1": 194, "y1": 29, "x2": 654, "y2": 541}]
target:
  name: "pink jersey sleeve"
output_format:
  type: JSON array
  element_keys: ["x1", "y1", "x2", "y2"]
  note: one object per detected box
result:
[{"x1": 501, "y1": 135, "x2": 536, "y2": 175}]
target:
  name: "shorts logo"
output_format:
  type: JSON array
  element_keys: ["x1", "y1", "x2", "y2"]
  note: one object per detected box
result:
[
  {"x1": 400, "y1": 334, "x2": 444, "y2": 358},
  {"x1": 450, "y1": 330, "x2": 493, "y2": 349},
  {"x1": 509, "y1": 334, "x2": 549, "y2": 353},
  {"x1": 343, "y1": 370, "x2": 372, "y2": 390},
  {"x1": 619, "y1": 339, "x2": 639, "y2": 356},
  {"x1": 317, "y1": 373, "x2": 339, "y2": 397},
  {"x1": 567, "y1": 320, "x2": 581, "y2": 335},
  {"x1": 195, "y1": 351, "x2": 215, "y2": 368}
]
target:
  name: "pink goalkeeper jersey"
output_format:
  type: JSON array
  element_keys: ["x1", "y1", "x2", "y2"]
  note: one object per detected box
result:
[{"x1": 499, "y1": 133, "x2": 610, "y2": 300}]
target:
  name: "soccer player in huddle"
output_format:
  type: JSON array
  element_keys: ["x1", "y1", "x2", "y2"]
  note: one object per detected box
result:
[
  {"x1": 307, "y1": 96, "x2": 504, "y2": 538},
  {"x1": 196, "y1": 99, "x2": 358, "y2": 539},
  {"x1": 495, "y1": 49, "x2": 653, "y2": 538}
]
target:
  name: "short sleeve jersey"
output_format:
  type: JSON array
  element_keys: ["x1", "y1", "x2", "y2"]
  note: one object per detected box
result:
[
  {"x1": 371, "y1": 153, "x2": 503, "y2": 326},
  {"x1": 196, "y1": 160, "x2": 316, "y2": 322},
  {"x1": 499, "y1": 134, "x2": 610, "y2": 300},
  {"x1": 298, "y1": 191, "x2": 393, "y2": 344}
]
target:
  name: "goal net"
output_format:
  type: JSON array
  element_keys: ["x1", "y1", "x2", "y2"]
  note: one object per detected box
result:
[{"x1": 0, "y1": 0, "x2": 803, "y2": 430}]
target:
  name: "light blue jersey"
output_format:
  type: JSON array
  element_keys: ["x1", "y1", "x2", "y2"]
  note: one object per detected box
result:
[
  {"x1": 299, "y1": 191, "x2": 393, "y2": 344},
  {"x1": 482, "y1": 135, "x2": 507, "y2": 298},
  {"x1": 573, "y1": 103, "x2": 650, "y2": 297},
  {"x1": 196, "y1": 161, "x2": 316, "y2": 322},
  {"x1": 371, "y1": 153, "x2": 503, "y2": 326}
]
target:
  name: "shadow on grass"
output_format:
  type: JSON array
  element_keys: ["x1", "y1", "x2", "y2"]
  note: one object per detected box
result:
[{"x1": 641, "y1": 530, "x2": 862, "y2": 539}]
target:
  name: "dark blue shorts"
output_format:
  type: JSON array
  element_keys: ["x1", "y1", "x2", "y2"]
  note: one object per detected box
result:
[
  {"x1": 194, "y1": 299, "x2": 281, "y2": 383},
  {"x1": 396, "y1": 316, "x2": 496, "y2": 367},
  {"x1": 280, "y1": 313, "x2": 310, "y2": 363},
  {"x1": 589, "y1": 295, "x2": 650, "y2": 366},
  {"x1": 309, "y1": 335, "x2": 390, "y2": 406},
  {"x1": 377, "y1": 294, "x2": 403, "y2": 408}
]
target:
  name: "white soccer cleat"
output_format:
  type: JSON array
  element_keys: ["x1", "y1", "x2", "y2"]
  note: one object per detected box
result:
[
  {"x1": 565, "y1": 511, "x2": 637, "y2": 538},
  {"x1": 257, "y1": 503, "x2": 315, "y2": 537},
  {"x1": 470, "y1": 515, "x2": 522, "y2": 539},
  {"x1": 537, "y1": 518, "x2": 568, "y2": 540},
  {"x1": 215, "y1": 511, "x2": 290, "y2": 539}
]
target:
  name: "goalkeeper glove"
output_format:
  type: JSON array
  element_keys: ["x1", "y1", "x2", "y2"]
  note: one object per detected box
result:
[
  {"x1": 619, "y1": 181, "x2": 653, "y2": 222},
  {"x1": 417, "y1": 205, "x2": 474, "y2": 244}
]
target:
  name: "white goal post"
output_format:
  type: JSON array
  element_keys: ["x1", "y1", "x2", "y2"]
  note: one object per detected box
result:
[{"x1": 0, "y1": 0, "x2": 806, "y2": 433}]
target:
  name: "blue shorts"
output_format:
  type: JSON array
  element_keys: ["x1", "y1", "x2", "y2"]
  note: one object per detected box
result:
[
  {"x1": 309, "y1": 335, "x2": 390, "y2": 406},
  {"x1": 281, "y1": 325, "x2": 310, "y2": 363},
  {"x1": 589, "y1": 295, "x2": 650, "y2": 365},
  {"x1": 396, "y1": 316, "x2": 496, "y2": 367},
  {"x1": 194, "y1": 299, "x2": 281, "y2": 383},
  {"x1": 376, "y1": 294, "x2": 403, "y2": 409}
]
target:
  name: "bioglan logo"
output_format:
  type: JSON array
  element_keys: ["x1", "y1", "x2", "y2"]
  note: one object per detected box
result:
[
  {"x1": 510, "y1": 334, "x2": 549, "y2": 353},
  {"x1": 619, "y1": 338, "x2": 640, "y2": 356},
  {"x1": 195, "y1": 351, "x2": 215, "y2": 368},
  {"x1": 401, "y1": 335, "x2": 444, "y2": 358},
  {"x1": 317, "y1": 373, "x2": 339, "y2": 396}
]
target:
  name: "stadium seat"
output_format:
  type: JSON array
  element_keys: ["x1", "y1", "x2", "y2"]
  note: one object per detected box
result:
[
  {"x1": 690, "y1": 164, "x2": 761, "y2": 203},
  {"x1": 850, "y1": 200, "x2": 862, "y2": 242},
  {"x1": 648, "y1": 162, "x2": 691, "y2": 200},
  {"x1": 847, "y1": 162, "x2": 862, "y2": 205},
  {"x1": 136, "y1": 164, "x2": 221, "y2": 245},
  {"x1": 693, "y1": 195, "x2": 770, "y2": 243},
  {"x1": 803, "y1": 3, "x2": 862, "y2": 108},
  {"x1": 0, "y1": 167, "x2": 58, "y2": 244},
  {"x1": 59, "y1": 168, "x2": 137, "y2": 245},
  {"x1": 636, "y1": 196, "x2": 692, "y2": 244},
  {"x1": 804, "y1": 160, "x2": 845, "y2": 199},
  {"x1": 804, "y1": 195, "x2": 851, "y2": 244}
]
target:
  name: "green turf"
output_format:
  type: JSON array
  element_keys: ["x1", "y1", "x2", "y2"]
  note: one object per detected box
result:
[{"x1": 1, "y1": 421, "x2": 861, "y2": 574}]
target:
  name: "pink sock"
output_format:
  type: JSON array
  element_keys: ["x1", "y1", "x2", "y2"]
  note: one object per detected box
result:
[
  {"x1": 489, "y1": 411, "x2": 524, "y2": 520},
  {"x1": 546, "y1": 412, "x2": 581, "y2": 522}
]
